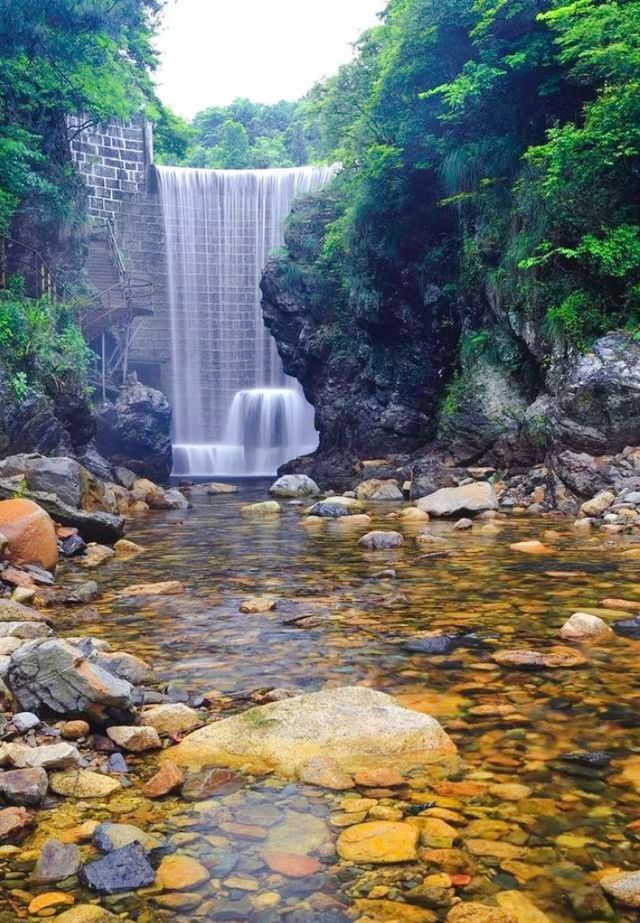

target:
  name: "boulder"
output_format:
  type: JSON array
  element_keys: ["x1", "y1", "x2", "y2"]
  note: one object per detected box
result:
[
  {"x1": 80, "y1": 842, "x2": 155, "y2": 894},
  {"x1": 415, "y1": 482, "x2": 498, "y2": 517},
  {"x1": 96, "y1": 376, "x2": 172, "y2": 482},
  {"x1": 0, "y1": 455, "x2": 83, "y2": 507},
  {"x1": 269, "y1": 475, "x2": 320, "y2": 498},
  {"x1": 241, "y1": 500, "x2": 281, "y2": 516},
  {"x1": 355, "y1": 479, "x2": 403, "y2": 501},
  {"x1": 0, "y1": 498, "x2": 58, "y2": 569},
  {"x1": 34, "y1": 837, "x2": 81, "y2": 882},
  {"x1": 358, "y1": 531, "x2": 404, "y2": 550},
  {"x1": 560, "y1": 612, "x2": 613, "y2": 642},
  {"x1": 166, "y1": 686, "x2": 455, "y2": 775},
  {"x1": 0, "y1": 767, "x2": 48, "y2": 805},
  {"x1": 0, "y1": 805, "x2": 34, "y2": 843},
  {"x1": 7, "y1": 638, "x2": 134, "y2": 722},
  {"x1": 0, "y1": 479, "x2": 124, "y2": 543},
  {"x1": 580, "y1": 490, "x2": 616, "y2": 518}
]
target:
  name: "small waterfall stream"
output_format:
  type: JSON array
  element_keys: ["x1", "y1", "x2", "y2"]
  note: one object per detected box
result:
[{"x1": 156, "y1": 164, "x2": 335, "y2": 477}]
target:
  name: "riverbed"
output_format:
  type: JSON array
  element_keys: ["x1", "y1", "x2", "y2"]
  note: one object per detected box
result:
[{"x1": 5, "y1": 483, "x2": 640, "y2": 922}]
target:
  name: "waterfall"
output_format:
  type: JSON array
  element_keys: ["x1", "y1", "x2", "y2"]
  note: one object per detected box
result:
[{"x1": 156, "y1": 164, "x2": 336, "y2": 477}]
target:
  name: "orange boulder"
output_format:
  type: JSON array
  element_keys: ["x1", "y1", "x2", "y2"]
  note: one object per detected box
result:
[{"x1": 0, "y1": 499, "x2": 58, "y2": 570}]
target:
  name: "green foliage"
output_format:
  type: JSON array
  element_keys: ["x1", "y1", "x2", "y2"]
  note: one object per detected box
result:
[
  {"x1": 174, "y1": 97, "x2": 324, "y2": 169},
  {"x1": 0, "y1": 0, "x2": 161, "y2": 232},
  {"x1": 0, "y1": 277, "x2": 93, "y2": 398}
]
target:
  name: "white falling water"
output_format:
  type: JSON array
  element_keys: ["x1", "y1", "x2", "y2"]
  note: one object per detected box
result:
[{"x1": 156, "y1": 164, "x2": 336, "y2": 477}]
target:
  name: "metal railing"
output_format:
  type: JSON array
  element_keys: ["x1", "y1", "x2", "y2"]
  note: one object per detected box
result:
[{"x1": 0, "y1": 234, "x2": 67, "y2": 301}]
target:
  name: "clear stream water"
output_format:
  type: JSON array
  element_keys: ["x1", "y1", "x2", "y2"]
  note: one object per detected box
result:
[{"x1": 6, "y1": 484, "x2": 640, "y2": 921}]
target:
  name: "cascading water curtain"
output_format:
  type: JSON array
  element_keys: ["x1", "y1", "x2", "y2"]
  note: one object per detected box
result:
[{"x1": 157, "y1": 165, "x2": 337, "y2": 477}]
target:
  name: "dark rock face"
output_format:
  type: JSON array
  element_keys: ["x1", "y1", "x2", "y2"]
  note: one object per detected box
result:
[
  {"x1": 96, "y1": 375, "x2": 172, "y2": 482},
  {"x1": 0, "y1": 454, "x2": 84, "y2": 507}
]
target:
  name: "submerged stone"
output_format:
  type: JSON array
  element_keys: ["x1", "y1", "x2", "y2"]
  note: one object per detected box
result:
[
  {"x1": 34, "y1": 837, "x2": 81, "y2": 882},
  {"x1": 80, "y1": 842, "x2": 155, "y2": 894}
]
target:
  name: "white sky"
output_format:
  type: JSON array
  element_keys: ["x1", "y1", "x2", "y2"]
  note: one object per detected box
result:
[{"x1": 154, "y1": 0, "x2": 385, "y2": 119}]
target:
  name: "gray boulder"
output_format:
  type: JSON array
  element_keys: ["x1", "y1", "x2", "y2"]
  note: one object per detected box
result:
[
  {"x1": 269, "y1": 474, "x2": 320, "y2": 498},
  {"x1": 0, "y1": 454, "x2": 83, "y2": 508},
  {"x1": 7, "y1": 639, "x2": 134, "y2": 722},
  {"x1": 415, "y1": 482, "x2": 498, "y2": 517}
]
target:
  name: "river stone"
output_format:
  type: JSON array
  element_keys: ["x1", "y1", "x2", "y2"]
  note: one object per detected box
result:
[
  {"x1": 358, "y1": 530, "x2": 404, "y2": 550},
  {"x1": 337, "y1": 820, "x2": 419, "y2": 863},
  {"x1": 307, "y1": 501, "x2": 354, "y2": 519},
  {"x1": 93, "y1": 822, "x2": 161, "y2": 853},
  {"x1": 7, "y1": 638, "x2": 134, "y2": 721},
  {"x1": 496, "y1": 892, "x2": 552, "y2": 923},
  {"x1": 156, "y1": 854, "x2": 210, "y2": 890},
  {"x1": 0, "y1": 454, "x2": 83, "y2": 507},
  {"x1": 560, "y1": 612, "x2": 613, "y2": 641},
  {"x1": 0, "y1": 620, "x2": 50, "y2": 639},
  {"x1": 355, "y1": 479, "x2": 403, "y2": 501},
  {"x1": 0, "y1": 598, "x2": 49, "y2": 622},
  {"x1": 492, "y1": 647, "x2": 587, "y2": 669},
  {"x1": 447, "y1": 904, "x2": 516, "y2": 923},
  {"x1": 601, "y1": 870, "x2": 640, "y2": 907},
  {"x1": 0, "y1": 767, "x2": 48, "y2": 805},
  {"x1": 119, "y1": 580, "x2": 184, "y2": 596},
  {"x1": 50, "y1": 770, "x2": 121, "y2": 798},
  {"x1": 580, "y1": 490, "x2": 616, "y2": 517},
  {"x1": 80, "y1": 842, "x2": 155, "y2": 894},
  {"x1": 0, "y1": 805, "x2": 34, "y2": 843},
  {"x1": 142, "y1": 761, "x2": 183, "y2": 797},
  {"x1": 34, "y1": 837, "x2": 81, "y2": 881},
  {"x1": 7, "y1": 741, "x2": 80, "y2": 770},
  {"x1": 166, "y1": 686, "x2": 454, "y2": 775},
  {"x1": 141, "y1": 702, "x2": 202, "y2": 737},
  {"x1": 415, "y1": 482, "x2": 498, "y2": 517},
  {"x1": 241, "y1": 500, "x2": 281, "y2": 516},
  {"x1": 91, "y1": 650, "x2": 154, "y2": 685},
  {"x1": 265, "y1": 809, "x2": 327, "y2": 854},
  {"x1": 28, "y1": 892, "x2": 75, "y2": 914},
  {"x1": 11, "y1": 711, "x2": 40, "y2": 733},
  {"x1": 239, "y1": 595, "x2": 277, "y2": 614},
  {"x1": 55, "y1": 906, "x2": 120, "y2": 923},
  {"x1": 106, "y1": 725, "x2": 161, "y2": 752},
  {"x1": 269, "y1": 475, "x2": 320, "y2": 498}
]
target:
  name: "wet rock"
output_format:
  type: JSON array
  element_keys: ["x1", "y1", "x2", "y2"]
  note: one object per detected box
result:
[
  {"x1": 113, "y1": 538, "x2": 143, "y2": 558},
  {"x1": 241, "y1": 500, "x2": 281, "y2": 516},
  {"x1": 206, "y1": 482, "x2": 238, "y2": 494},
  {"x1": 34, "y1": 837, "x2": 81, "y2": 882},
  {"x1": 560, "y1": 612, "x2": 612, "y2": 642},
  {"x1": 60, "y1": 720, "x2": 90, "y2": 740},
  {"x1": 28, "y1": 892, "x2": 75, "y2": 915},
  {"x1": 54, "y1": 906, "x2": 119, "y2": 923},
  {"x1": 156, "y1": 854, "x2": 209, "y2": 890},
  {"x1": 297, "y1": 755, "x2": 355, "y2": 790},
  {"x1": 0, "y1": 805, "x2": 34, "y2": 843},
  {"x1": 612, "y1": 615, "x2": 640, "y2": 638},
  {"x1": 509, "y1": 540, "x2": 552, "y2": 554},
  {"x1": 141, "y1": 702, "x2": 202, "y2": 737},
  {"x1": 358, "y1": 530, "x2": 404, "y2": 550},
  {"x1": 0, "y1": 498, "x2": 58, "y2": 570},
  {"x1": 92, "y1": 650, "x2": 154, "y2": 685},
  {"x1": 107, "y1": 752, "x2": 128, "y2": 773},
  {"x1": 396, "y1": 506, "x2": 430, "y2": 522},
  {"x1": 96, "y1": 377, "x2": 172, "y2": 481},
  {"x1": 454, "y1": 518, "x2": 473, "y2": 530},
  {"x1": 0, "y1": 767, "x2": 47, "y2": 805},
  {"x1": 11, "y1": 711, "x2": 40, "y2": 733},
  {"x1": 580, "y1": 490, "x2": 616, "y2": 517},
  {"x1": 404, "y1": 634, "x2": 459, "y2": 655},
  {"x1": 181, "y1": 767, "x2": 238, "y2": 800},
  {"x1": 7, "y1": 639, "x2": 133, "y2": 722},
  {"x1": 307, "y1": 501, "x2": 354, "y2": 518},
  {"x1": 337, "y1": 820, "x2": 419, "y2": 863},
  {"x1": 60, "y1": 533, "x2": 88, "y2": 558},
  {"x1": 0, "y1": 454, "x2": 84, "y2": 508},
  {"x1": 7, "y1": 741, "x2": 80, "y2": 770},
  {"x1": 0, "y1": 619, "x2": 50, "y2": 639},
  {"x1": 355, "y1": 479, "x2": 403, "y2": 501},
  {"x1": 269, "y1": 475, "x2": 320, "y2": 498},
  {"x1": 81, "y1": 544, "x2": 114, "y2": 568},
  {"x1": 446, "y1": 904, "x2": 515, "y2": 923},
  {"x1": 142, "y1": 760, "x2": 183, "y2": 797},
  {"x1": 354, "y1": 768, "x2": 405, "y2": 788},
  {"x1": 491, "y1": 647, "x2": 587, "y2": 669},
  {"x1": 261, "y1": 851, "x2": 322, "y2": 877},
  {"x1": 496, "y1": 891, "x2": 551, "y2": 923},
  {"x1": 559, "y1": 750, "x2": 613, "y2": 769},
  {"x1": 0, "y1": 598, "x2": 49, "y2": 623},
  {"x1": 415, "y1": 483, "x2": 498, "y2": 517},
  {"x1": 93, "y1": 822, "x2": 159, "y2": 853},
  {"x1": 239, "y1": 595, "x2": 277, "y2": 613},
  {"x1": 119, "y1": 580, "x2": 184, "y2": 596},
  {"x1": 600, "y1": 870, "x2": 640, "y2": 908},
  {"x1": 80, "y1": 842, "x2": 155, "y2": 894},
  {"x1": 50, "y1": 769, "x2": 121, "y2": 798},
  {"x1": 167, "y1": 685, "x2": 454, "y2": 774},
  {"x1": 356, "y1": 899, "x2": 436, "y2": 922},
  {"x1": 106, "y1": 725, "x2": 161, "y2": 752}
]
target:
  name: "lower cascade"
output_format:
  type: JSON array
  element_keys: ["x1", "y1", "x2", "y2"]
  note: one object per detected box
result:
[{"x1": 157, "y1": 164, "x2": 336, "y2": 477}]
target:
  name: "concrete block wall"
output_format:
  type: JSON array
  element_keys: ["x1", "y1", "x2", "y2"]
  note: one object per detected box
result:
[{"x1": 69, "y1": 116, "x2": 172, "y2": 392}]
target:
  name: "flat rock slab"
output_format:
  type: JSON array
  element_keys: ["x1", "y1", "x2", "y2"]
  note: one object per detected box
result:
[
  {"x1": 167, "y1": 685, "x2": 454, "y2": 775},
  {"x1": 80, "y1": 842, "x2": 155, "y2": 894},
  {"x1": 34, "y1": 837, "x2": 81, "y2": 882},
  {"x1": 50, "y1": 770, "x2": 121, "y2": 798},
  {"x1": 415, "y1": 482, "x2": 498, "y2": 517},
  {"x1": 492, "y1": 647, "x2": 587, "y2": 669},
  {"x1": 337, "y1": 820, "x2": 419, "y2": 863}
]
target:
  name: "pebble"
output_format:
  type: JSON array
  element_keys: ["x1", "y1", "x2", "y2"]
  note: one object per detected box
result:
[
  {"x1": 60, "y1": 720, "x2": 90, "y2": 740},
  {"x1": 11, "y1": 712, "x2": 40, "y2": 733},
  {"x1": 28, "y1": 891, "x2": 75, "y2": 914}
]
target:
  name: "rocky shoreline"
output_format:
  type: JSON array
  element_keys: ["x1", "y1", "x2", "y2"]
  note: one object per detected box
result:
[{"x1": 0, "y1": 461, "x2": 639, "y2": 920}]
